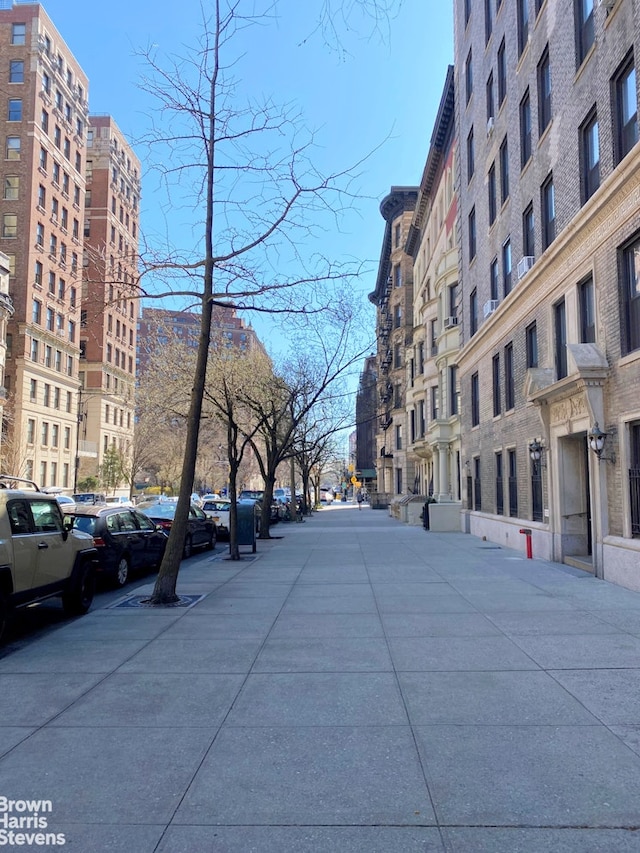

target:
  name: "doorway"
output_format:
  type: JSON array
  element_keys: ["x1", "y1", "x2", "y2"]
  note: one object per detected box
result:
[{"x1": 558, "y1": 432, "x2": 592, "y2": 567}]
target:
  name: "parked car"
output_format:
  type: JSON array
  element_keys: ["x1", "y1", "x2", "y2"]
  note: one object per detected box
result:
[
  {"x1": 136, "y1": 501, "x2": 216, "y2": 557},
  {"x1": 55, "y1": 494, "x2": 76, "y2": 512},
  {"x1": 319, "y1": 489, "x2": 334, "y2": 504},
  {"x1": 72, "y1": 492, "x2": 106, "y2": 506},
  {"x1": 0, "y1": 475, "x2": 98, "y2": 642},
  {"x1": 104, "y1": 495, "x2": 134, "y2": 508},
  {"x1": 71, "y1": 505, "x2": 169, "y2": 587},
  {"x1": 202, "y1": 499, "x2": 230, "y2": 537}
]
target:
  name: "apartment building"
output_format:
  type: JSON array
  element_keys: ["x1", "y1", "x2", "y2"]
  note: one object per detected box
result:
[
  {"x1": 78, "y1": 116, "x2": 140, "y2": 485},
  {"x1": 455, "y1": 0, "x2": 640, "y2": 585},
  {"x1": 0, "y1": 251, "x2": 14, "y2": 414},
  {"x1": 405, "y1": 67, "x2": 461, "y2": 517},
  {"x1": 368, "y1": 187, "x2": 418, "y2": 501},
  {"x1": 0, "y1": 3, "x2": 88, "y2": 489}
]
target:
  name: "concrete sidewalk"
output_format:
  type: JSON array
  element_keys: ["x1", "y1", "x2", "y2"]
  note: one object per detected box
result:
[{"x1": 2, "y1": 503, "x2": 640, "y2": 851}]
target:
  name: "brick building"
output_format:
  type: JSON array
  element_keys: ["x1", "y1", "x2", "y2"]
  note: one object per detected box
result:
[
  {"x1": 0, "y1": 3, "x2": 88, "y2": 489},
  {"x1": 78, "y1": 116, "x2": 140, "y2": 486},
  {"x1": 454, "y1": 0, "x2": 640, "y2": 584},
  {"x1": 368, "y1": 187, "x2": 418, "y2": 501}
]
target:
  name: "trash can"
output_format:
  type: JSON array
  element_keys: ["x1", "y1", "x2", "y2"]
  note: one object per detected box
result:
[{"x1": 237, "y1": 500, "x2": 257, "y2": 553}]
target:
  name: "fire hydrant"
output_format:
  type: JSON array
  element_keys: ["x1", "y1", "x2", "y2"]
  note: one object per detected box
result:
[{"x1": 519, "y1": 528, "x2": 533, "y2": 559}]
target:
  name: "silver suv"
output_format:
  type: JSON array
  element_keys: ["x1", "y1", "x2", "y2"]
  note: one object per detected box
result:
[{"x1": 0, "y1": 476, "x2": 99, "y2": 642}]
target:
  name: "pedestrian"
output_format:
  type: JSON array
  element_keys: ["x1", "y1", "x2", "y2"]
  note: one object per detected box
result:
[{"x1": 356, "y1": 489, "x2": 363, "y2": 510}]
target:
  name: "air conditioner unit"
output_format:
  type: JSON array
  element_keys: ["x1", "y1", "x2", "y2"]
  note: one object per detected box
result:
[
  {"x1": 486, "y1": 116, "x2": 495, "y2": 136},
  {"x1": 517, "y1": 256, "x2": 535, "y2": 280},
  {"x1": 483, "y1": 299, "x2": 500, "y2": 319},
  {"x1": 444, "y1": 316, "x2": 459, "y2": 329}
]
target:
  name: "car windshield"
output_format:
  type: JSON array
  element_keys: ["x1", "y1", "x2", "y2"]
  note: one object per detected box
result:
[
  {"x1": 73, "y1": 516, "x2": 97, "y2": 535},
  {"x1": 204, "y1": 501, "x2": 229, "y2": 511}
]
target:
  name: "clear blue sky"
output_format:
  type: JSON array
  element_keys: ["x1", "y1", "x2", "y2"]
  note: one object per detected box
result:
[{"x1": 39, "y1": 0, "x2": 453, "y2": 353}]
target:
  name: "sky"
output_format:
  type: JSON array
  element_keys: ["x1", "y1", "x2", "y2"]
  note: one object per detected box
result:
[{"x1": 37, "y1": 0, "x2": 454, "y2": 364}]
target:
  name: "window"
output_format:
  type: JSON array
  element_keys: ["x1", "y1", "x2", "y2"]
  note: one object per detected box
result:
[
  {"x1": 42, "y1": 72, "x2": 50, "y2": 95},
  {"x1": 471, "y1": 372, "x2": 480, "y2": 426},
  {"x1": 630, "y1": 422, "x2": 640, "y2": 536},
  {"x1": 464, "y1": 0, "x2": 471, "y2": 25},
  {"x1": 41, "y1": 422, "x2": 49, "y2": 447},
  {"x1": 394, "y1": 223, "x2": 401, "y2": 247},
  {"x1": 485, "y1": 0, "x2": 493, "y2": 42},
  {"x1": 29, "y1": 379, "x2": 37, "y2": 402},
  {"x1": 541, "y1": 173, "x2": 556, "y2": 249},
  {"x1": 449, "y1": 365, "x2": 459, "y2": 416},
  {"x1": 473, "y1": 457, "x2": 482, "y2": 511},
  {"x1": 520, "y1": 90, "x2": 532, "y2": 167},
  {"x1": 468, "y1": 207, "x2": 477, "y2": 260},
  {"x1": 9, "y1": 61, "x2": 24, "y2": 84},
  {"x1": 44, "y1": 345, "x2": 52, "y2": 368},
  {"x1": 54, "y1": 350, "x2": 61, "y2": 372},
  {"x1": 393, "y1": 343, "x2": 402, "y2": 369},
  {"x1": 7, "y1": 99, "x2": 22, "y2": 122},
  {"x1": 488, "y1": 163, "x2": 497, "y2": 225},
  {"x1": 523, "y1": 203, "x2": 535, "y2": 258},
  {"x1": 52, "y1": 163, "x2": 60, "y2": 186},
  {"x1": 448, "y1": 283, "x2": 459, "y2": 320},
  {"x1": 555, "y1": 297, "x2": 567, "y2": 379},
  {"x1": 35, "y1": 261, "x2": 43, "y2": 287},
  {"x1": 538, "y1": 47, "x2": 552, "y2": 134},
  {"x1": 64, "y1": 427, "x2": 71, "y2": 450},
  {"x1": 6, "y1": 137, "x2": 20, "y2": 160},
  {"x1": 493, "y1": 354, "x2": 501, "y2": 417},
  {"x1": 395, "y1": 467, "x2": 403, "y2": 496},
  {"x1": 68, "y1": 320, "x2": 75, "y2": 343},
  {"x1": 394, "y1": 264, "x2": 402, "y2": 288},
  {"x1": 36, "y1": 223, "x2": 44, "y2": 247},
  {"x1": 490, "y1": 258, "x2": 499, "y2": 301},
  {"x1": 499, "y1": 136, "x2": 509, "y2": 204},
  {"x1": 431, "y1": 386, "x2": 439, "y2": 421},
  {"x1": 517, "y1": 0, "x2": 529, "y2": 55},
  {"x1": 466, "y1": 48, "x2": 473, "y2": 104},
  {"x1": 26, "y1": 419, "x2": 35, "y2": 445},
  {"x1": 579, "y1": 276, "x2": 595, "y2": 343},
  {"x1": 508, "y1": 449, "x2": 518, "y2": 517},
  {"x1": 2, "y1": 214, "x2": 17, "y2": 238},
  {"x1": 496, "y1": 452, "x2": 504, "y2": 515},
  {"x1": 620, "y1": 235, "x2": 640, "y2": 354},
  {"x1": 505, "y1": 342, "x2": 515, "y2": 409},
  {"x1": 37, "y1": 184, "x2": 46, "y2": 209},
  {"x1": 486, "y1": 72, "x2": 495, "y2": 123},
  {"x1": 526, "y1": 321, "x2": 538, "y2": 367},
  {"x1": 393, "y1": 303, "x2": 402, "y2": 328},
  {"x1": 11, "y1": 23, "x2": 26, "y2": 45},
  {"x1": 417, "y1": 342, "x2": 424, "y2": 374},
  {"x1": 467, "y1": 127, "x2": 475, "y2": 183},
  {"x1": 4, "y1": 175, "x2": 20, "y2": 201},
  {"x1": 580, "y1": 110, "x2": 600, "y2": 204},
  {"x1": 503, "y1": 238, "x2": 512, "y2": 296},
  {"x1": 576, "y1": 0, "x2": 594, "y2": 67},
  {"x1": 395, "y1": 424, "x2": 402, "y2": 450},
  {"x1": 470, "y1": 288, "x2": 478, "y2": 336},
  {"x1": 497, "y1": 38, "x2": 507, "y2": 106},
  {"x1": 615, "y1": 55, "x2": 638, "y2": 164},
  {"x1": 39, "y1": 147, "x2": 47, "y2": 171}
]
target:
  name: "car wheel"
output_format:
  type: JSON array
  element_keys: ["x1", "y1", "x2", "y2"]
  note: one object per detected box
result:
[
  {"x1": 115, "y1": 557, "x2": 130, "y2": 588},
  {"x1": 206, "y1": 527, "x2": 216, "y2": 550},
  {"x1": 183, "y1": 535, "x2": 193, "y2": 559},
  {"x1": 0, "y1": 590, "x2": 11, "y2": 644},
  {"x1": 62, "y1": 562, "x2": 96, "y2": 616}
]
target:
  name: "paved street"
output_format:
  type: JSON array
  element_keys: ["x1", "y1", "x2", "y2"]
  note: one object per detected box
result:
[{"x1": 2, "y1": 502, "x2": 640, "y2": 851}]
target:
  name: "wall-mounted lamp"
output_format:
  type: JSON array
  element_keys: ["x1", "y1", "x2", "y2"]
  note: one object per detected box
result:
[
  {"x1": 587, "y1": 422, "x2": 616, "y2": 464},
  {"x1": 528, "y1": 438, "x2": 543, "y2": 464}
]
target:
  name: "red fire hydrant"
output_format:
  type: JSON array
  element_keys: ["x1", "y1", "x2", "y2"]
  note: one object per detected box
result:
[{"x1": 519, "y1": 528, "x2": 533, "y2": 559}]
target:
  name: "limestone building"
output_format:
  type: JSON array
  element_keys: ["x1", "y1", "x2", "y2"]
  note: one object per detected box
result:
[{"x1": 454, "y1": 0, "x2": 640, "y2": 585}]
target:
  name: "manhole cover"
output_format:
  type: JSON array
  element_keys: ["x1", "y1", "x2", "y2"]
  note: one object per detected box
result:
[{"x1": 108, "y1": 593, "x2": 206, "y2": 609}]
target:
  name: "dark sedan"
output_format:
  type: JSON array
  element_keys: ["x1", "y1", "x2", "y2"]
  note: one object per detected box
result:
[
  {"x1": 136, "y1": 501, "x2": 216, "y2": 558},
  {"x1": 71, "y1": 505, "x2": 169, "y2": 587}
]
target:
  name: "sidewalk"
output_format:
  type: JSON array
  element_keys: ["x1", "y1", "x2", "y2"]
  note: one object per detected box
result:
[{"x1": 2, "y1": 503, "x2": 640, "y2": 851}]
